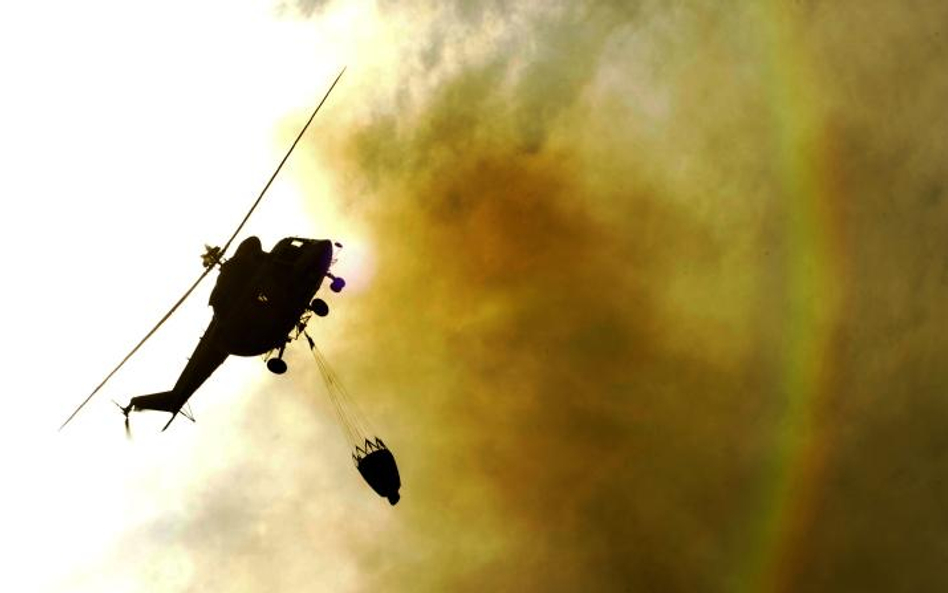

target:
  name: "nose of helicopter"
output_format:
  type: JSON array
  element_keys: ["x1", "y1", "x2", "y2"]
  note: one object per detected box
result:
[
  {"x1": 301, "y1": 239, "x2": 334, "y2": 287},
  {"x1": 315, "y1": 239, "x2": 334, "y2": 271}
]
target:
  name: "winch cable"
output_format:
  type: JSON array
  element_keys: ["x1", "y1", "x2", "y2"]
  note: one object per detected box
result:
[{"x1": 304, "y1": 332, "x2": 374, "y2": 451}]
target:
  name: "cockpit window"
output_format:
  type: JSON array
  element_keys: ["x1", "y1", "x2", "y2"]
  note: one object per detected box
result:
[{"x1": 273, "y1": 238, "x2": 308, "y2": 264}]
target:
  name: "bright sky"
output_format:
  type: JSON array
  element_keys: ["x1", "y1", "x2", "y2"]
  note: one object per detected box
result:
[{"x1": 0, "y1": 2, "x2": 375, "y2": 590}]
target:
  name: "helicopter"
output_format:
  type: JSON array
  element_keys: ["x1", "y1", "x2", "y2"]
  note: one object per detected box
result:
[
  {"x1": 59, "y1": 68, "x2": 349, "y2": 434},
  {"x1": 58, "y1": 67, "x2": 403, "y2": 505},
  {"x1": 120, "y1": 234, "x2": 344, "y2": 431}
]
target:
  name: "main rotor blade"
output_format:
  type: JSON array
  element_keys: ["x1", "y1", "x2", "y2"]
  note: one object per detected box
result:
[
  {"x1": 218, "y1": 66, "x2": 346, "y2": 258},
  {"x1": 58, "y1": 68, "x2": 346, "y2": 431},
  {"x1": 58, "y1": 266, "x2": 214, "y2": 431}
]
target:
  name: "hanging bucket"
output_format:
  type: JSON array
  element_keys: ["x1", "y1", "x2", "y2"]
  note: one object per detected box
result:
[
  {"x1": 354, "y1": 438, "x2": 401, "y2": 505},
  {"x1": 308, "y1": 336, "x2": 403, "y2": 505}
]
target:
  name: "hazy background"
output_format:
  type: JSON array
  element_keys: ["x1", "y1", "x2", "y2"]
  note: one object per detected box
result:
[{"x1": 1, "y1": 1, "x2": 946, "y2": 591}]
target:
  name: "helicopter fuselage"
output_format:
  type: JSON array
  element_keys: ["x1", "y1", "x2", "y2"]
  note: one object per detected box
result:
[
  {"x1": 126, "y1": 236, "x2": 335, "y2": 424},
  {"x1": 210, "y1": 235, "x2": 333, "y2": 356}
]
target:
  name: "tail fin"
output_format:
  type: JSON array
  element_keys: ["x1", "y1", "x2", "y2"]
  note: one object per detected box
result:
[
  {"x1": 127, "y1": 390, "x2": 187, "y2": 431},
  {"x1": 128, "y1": 391, "x2": 180, "y2": 414}
]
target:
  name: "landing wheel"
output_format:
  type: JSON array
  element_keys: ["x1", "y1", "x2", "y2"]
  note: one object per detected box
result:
[
  {"x1": 310, "y1": 298, "x2": 329, "y2": 317},
  {"x1": 330, "y1": 277, "x2": 346, "y2": 293},
  {"x1": 267, "y1": 358, "x2": 288, "y2": 375}
]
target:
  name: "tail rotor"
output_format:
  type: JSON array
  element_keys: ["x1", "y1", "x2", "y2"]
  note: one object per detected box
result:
[{"x1": 114, "y1": 401, "x2": 132, "y2": 440}]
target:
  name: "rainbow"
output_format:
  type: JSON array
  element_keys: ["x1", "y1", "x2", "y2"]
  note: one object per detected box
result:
[{"x1": 737, "y1": 4, "x2": 846, "y2": 591}]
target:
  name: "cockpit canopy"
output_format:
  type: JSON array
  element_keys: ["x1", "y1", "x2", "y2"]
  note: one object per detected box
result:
[{"x1": 271, "y1": 237, "x2": 316, "y2": 264}]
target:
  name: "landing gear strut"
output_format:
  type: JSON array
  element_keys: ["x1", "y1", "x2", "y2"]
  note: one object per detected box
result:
[{"x1": 267, "y1": 345, "x2": 288, "y2": 375}]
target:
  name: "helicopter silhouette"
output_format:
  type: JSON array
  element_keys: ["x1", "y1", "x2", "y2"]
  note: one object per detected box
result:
[{"x1": 60, "y1": 68, "x2": 348, "y2": 434}]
